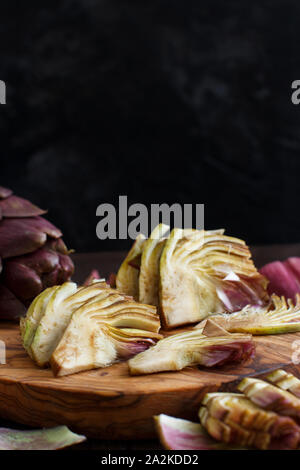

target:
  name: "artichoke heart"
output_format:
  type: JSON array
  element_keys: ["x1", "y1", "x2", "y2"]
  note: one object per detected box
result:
[
  {"x1": 199, "y1": 392, "x2": 300, "y2": 450},
  {"x1": 128, "y1": 329, "x2": 255, "y2": 375},
  {"x1": 200, "y1": 294, "x2": 300, "y2": 335},
  {"x1": 159, "y1": 228, "x2": 268, "y2": 328}
]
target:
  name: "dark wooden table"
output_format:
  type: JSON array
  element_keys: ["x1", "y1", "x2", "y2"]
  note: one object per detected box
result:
[{"x1": 2, "y1": 244, "x2": 300, "y2": 450}]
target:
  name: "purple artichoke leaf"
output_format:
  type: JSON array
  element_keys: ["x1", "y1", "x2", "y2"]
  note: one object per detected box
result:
[
  {"x1": 9, "y1": 248, "x2": 59, "y2": 275},
  {"x1": 47, "y1": 238, "x2": 68, "y2": 254},
  {"x1": 0, "y1": 195, "x2": 47, "y2": 218},
  {"x1": 0, "y1": 425, "x2": 86, "y2": 450},
  {"x1": 30, "y1": 216, "x2": 62, "y2": 239},
  {"x1": 0, "y1": 219, "x2": 47, "y2": 258},
  {"x1": 42, "y1": 266, "x2": 62, "y2": 288},
  {"x1": 58, "y1": 253, "x2": 75, "y2": 281},
  {"x1": 3, "y1": 262, "x2": 43, "y2": 301}
]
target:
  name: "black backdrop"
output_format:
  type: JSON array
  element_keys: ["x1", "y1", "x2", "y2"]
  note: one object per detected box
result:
[{"x1": 0, "y1": 0, "x2": 299, "y2": 252}]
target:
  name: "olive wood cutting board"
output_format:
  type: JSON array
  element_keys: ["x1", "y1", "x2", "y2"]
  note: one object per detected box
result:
[{"x1": 0, "y1": 322, "x2": 300, "y2": 439}]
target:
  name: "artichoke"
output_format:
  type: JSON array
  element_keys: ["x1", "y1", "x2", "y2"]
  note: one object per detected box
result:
[
  {"x1": 21, "y1": 280, "x2": 162, "y2": 375},
  {"x1": 238, "y1": 377, "x2": 300, "y2": 424},
  {"x1": 128, "y1": 329, "x2": 255, "y2": 375},
  {"x1": 154, "y1": 414, "x2": 238, "y2": 450},
  {"x1": 199, "y1": 392, "x2": 300, "y2": 450},
  {"x1": 117, "y1": 225, "x2": 268, "y2": 329},
  {"x1": 0, "y1": 186, "x2": 74, "y2": 320},
  {"x1": 160, "y1": 228, "x2": 268, "y2": 328},
  {"x1": 200, "y1": 294, "x2": 300, "y2": 335}
]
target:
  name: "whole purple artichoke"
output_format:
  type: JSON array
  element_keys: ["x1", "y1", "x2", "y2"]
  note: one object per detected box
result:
[{"x1": 0, "y1": 186, "x2": 74, "y2": 320}]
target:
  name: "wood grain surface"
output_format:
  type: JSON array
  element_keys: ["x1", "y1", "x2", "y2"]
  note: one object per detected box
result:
[
  {"x1": 1, "y1": 246, "x2": 300, "y2": 446},
  {"x1": 0, "y1": 322, "x2": 300, "y2": 439}
]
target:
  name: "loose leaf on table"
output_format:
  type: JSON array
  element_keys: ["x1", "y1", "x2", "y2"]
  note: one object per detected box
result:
[{"x1": 0, "y1": 425, "x2": 86, "y2": 450}]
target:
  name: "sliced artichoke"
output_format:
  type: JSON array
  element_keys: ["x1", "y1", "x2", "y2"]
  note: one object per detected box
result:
[
  {"x1": 139, "y1": 224, "x2": 169, "y2": 306},
  {"x1": 30, "y1": 281, "x2": 110, "y2": 366},
  {"x1": 159, "y1": 228, "x2": 268, "y2": 328},
  {"x1": 238, "y1": 377, "x2": 300, "y2": 423},
  {"x1": 116, "y1": 234, "x2": 146, "y2": 300},
  {"x1": 199, "y1": 392, "x2": 300, "y2": 450},
  {"x1": 128, "y1": 329, "x2": 255, "y2": 375},
  {"x1": 200, "y1": 294, "x2": 300, "y2": 335},
  {"x1": 265, "y1": 369, "x2": 300, "y2": 398},
  {"x1": 154, "y1": 414, "x2": 239, "y2": 450},
  {"x1": 51, "y1": 322, "x2": 161, "y2": 376}
]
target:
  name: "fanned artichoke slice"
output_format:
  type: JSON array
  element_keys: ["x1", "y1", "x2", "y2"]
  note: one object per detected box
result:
[
  {"x1": 116, "y1": 234, "x2": 146, "y2": 300},
  {"x1": 139, "y1": 223, "x2": 169, "y2": 306},
  {"x1": 51, "y1": 321, "x2": 161, "y2": 377},
  {"x1": 30, "y1": 281, "x2": 110, "y2": 366},
  {"x1": 159, "y1": 228, "x2": 267, "y2": 328},
  {"x1": 265, "y1": 369, "x2": 300, "y2": 398},
  {"x1": 128, "y1": 329, "x2": 254, "y2": 375},
  {"x1": 72, "y1": 291, "x2": 160, "y2": 333},
  {"x1": 238, "y1": 377, "x2": 300, "y2": 423},
  {"x1": 201, "y1": 294, "x2": 300, "y2": 335},
  {"x1": 199, "y1": 392, "x2": 300, "y2": 450}
]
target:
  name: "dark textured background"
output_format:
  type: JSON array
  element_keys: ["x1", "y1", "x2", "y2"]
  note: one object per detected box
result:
[{"x1": 0, "y1": 0, "x2": 299, "y2": 252}]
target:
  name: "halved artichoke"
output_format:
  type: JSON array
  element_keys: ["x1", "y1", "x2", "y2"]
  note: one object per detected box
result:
[
  {"x1": 154, "y1": 414, "x2": 238, "y2": 450},
  {"x1": 200, "y1": 294, "x2": 300, "y2": 335},
  {"x1": 265, "y1": 369, "x2": 300, "y2": 398},
  {"x1": 139, "y1": 224, "x2": 169, "y2": 306},
  {"x1": 238, "y1": 377, "x2": 300, "y2": 423},
  {"x1": 128, "y1": 329, "x2": 254, "y2": 375},
  {"x1": 159, "y1": 228, "x2": 268, "y2": 328},
  {"x1": 115, "y1": 234, "x2": 146, "y2": 300},
  {"x1": 199, "y1": 392, "x2": 300, "y2": 450},
  {"x1": 22, "y1": 280, "x2": 162, "y2": 374}
]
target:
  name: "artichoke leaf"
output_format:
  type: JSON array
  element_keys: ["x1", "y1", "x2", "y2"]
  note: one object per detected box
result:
[{"x1": 0, "y1": 425, "x2": 85, "y2": 450}]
